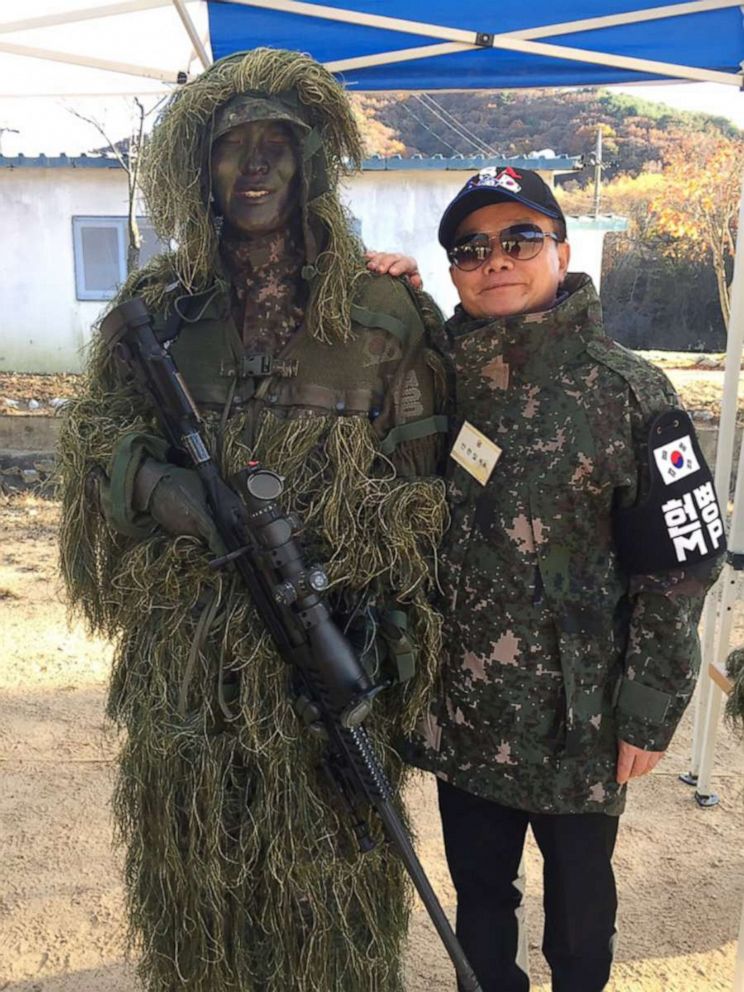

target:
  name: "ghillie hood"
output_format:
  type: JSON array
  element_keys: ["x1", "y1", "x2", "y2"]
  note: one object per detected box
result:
[{"x1": 138, "y1": 47, "x2": 367, "y2": 343}]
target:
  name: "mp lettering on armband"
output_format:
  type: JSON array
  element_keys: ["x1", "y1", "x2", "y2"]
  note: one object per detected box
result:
[
  {"x1": 661, "y1": 481, "x2": 724, "y2": 564},
  {"x1": 613, "y1": 408, "x2": 726, "y2": 574}
]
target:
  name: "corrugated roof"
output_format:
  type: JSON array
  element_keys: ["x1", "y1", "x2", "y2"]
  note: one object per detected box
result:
[
  {"x1": 0, "y1": 152, "x2": 582, "y2": 173},
  {"x1": 0, "y1": 152, "x2": 121, "y2": 169}
]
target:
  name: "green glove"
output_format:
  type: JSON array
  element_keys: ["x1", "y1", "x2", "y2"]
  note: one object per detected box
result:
[{"x1": 134, "y1": 458, "x2": 225, "y2": 553}]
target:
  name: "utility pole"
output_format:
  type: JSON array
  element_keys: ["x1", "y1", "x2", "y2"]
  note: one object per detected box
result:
[{"x1": 593, "y1": 126, "x2": 603, "y2": 218}]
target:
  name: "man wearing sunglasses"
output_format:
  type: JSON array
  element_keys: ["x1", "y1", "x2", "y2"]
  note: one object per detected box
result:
[{"x1": 371, "y1": 165, "x2": 723, "y2": 992}]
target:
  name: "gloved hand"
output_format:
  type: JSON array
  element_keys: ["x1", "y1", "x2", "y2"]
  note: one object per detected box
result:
[{"x1": 133, "y1": 458, "x2": 225, "y2": 553}]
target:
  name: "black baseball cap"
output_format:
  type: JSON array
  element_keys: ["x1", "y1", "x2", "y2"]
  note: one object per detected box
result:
[{"x1": 438, "y1": 166, "x2": 566, "y2": 249}]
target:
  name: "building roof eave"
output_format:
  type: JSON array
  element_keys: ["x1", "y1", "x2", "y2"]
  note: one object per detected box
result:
[{"x1": 1, "y1": 152, "x2": 583, "y2": 173}]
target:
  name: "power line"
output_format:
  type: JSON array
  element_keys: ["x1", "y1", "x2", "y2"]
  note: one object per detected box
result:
[
  {"x1": 414, "y1": 94, "x2": 494, "y2": 157},
  {"x1": 412, "y1": 94, "x2": 485, "y2": 157},
  {"x1": 397, "y1": 98, "x2": 462, "y2": 157},
  {"x1": 418, "y1": 93, "x2": 498, "y2": 157}
]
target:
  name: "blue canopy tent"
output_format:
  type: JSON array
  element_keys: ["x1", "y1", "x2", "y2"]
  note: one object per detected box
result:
[
  {"x1": 2, "y1": 1, "x2": 743, "y2": 89},
  {"x1": 208, "y1": 0, "x2": 744, "y2": 89},
  {"x1": 2, "y1": 3, "x2": 744, "y2": 980}
]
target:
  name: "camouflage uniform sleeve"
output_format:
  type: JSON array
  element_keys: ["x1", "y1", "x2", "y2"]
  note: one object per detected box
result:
[{"x1": 614, "y1": 382, "x2": 723, "y2": 752}]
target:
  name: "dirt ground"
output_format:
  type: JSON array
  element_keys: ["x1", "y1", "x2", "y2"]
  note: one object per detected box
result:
[
  {"x1": 1, "y1": 494, "x2": 744, "y2": 992},
  {"x1": 1, "y1": 356, "x2": 743, "y2": 423}
]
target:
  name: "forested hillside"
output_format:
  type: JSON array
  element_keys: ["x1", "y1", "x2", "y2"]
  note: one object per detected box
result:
[
  {"x1": 352, "y1": 89, "x2": 742, "y2": 351},
  {"x1": 353, "y1": 88, "x2": 739, "y2": 182}
]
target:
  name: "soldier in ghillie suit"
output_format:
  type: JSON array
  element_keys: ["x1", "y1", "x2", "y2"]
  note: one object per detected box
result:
[
  {"x1": 58, "y1": 49, "x2": 449, "y2": 992},
  {"x1": 375, "y1": 167, "x2": 725, "y2": 992}
]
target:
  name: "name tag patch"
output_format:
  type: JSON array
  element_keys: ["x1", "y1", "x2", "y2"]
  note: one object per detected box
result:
[{"x1": 450, "y1": 420, "x2": 502, "y2": 486}]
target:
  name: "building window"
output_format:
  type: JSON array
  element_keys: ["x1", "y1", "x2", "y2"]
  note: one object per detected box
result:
[{"x1": 72, "y1": 216, "x2": 165, "y2": 301}]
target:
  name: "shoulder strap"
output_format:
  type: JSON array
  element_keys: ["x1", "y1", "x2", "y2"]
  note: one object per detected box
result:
[
  {"x1": 586, "y1": 338, "x2": 677, "y2": 416},
  {"x1": 350, "y1": 302, "x2": 408, "y2": 346}
]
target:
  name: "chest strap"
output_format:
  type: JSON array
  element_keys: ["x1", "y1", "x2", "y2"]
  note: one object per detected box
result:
[
  {"x1": 379, "y1": 415, "x2": 450, "y2": 456},
  {"x1": 350, "y1": 303, "x2": 408, "y2": 347}
]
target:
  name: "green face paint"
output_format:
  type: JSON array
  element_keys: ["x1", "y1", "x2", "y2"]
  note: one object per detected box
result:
[{"x1": 211, "y1": 119, "x2": 300, "y2": 237}]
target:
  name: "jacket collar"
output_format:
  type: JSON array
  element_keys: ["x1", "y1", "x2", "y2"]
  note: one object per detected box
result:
[{"x1": 445, "y1": 273, "x2": 604, "y2": 375}]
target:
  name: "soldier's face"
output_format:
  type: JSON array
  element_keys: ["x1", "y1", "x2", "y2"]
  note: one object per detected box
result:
[
  {"x1": 211, "y1": 119, "x2": 299, "y2": 237},
  {"x1": 449, "y1": 202, "x2": 570, "y2": 320}
]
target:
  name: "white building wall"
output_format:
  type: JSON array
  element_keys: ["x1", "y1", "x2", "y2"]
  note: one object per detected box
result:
[
  {"x1": 1, "y1": 166, "x2": 611, "y2": 372},
  {"x1": 565, "y1": 228, "x2": 609, "y2": 290},
  {"x1": 0, "y1": 167, "x2": 138, "y2": 372}
]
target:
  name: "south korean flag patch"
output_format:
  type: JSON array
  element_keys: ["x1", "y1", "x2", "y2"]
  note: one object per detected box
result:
[
  {"x1": 614, "y1": 408, "x2": 726, "y2": 574},
  {"x1": 653, "y1": 434, "x2": 700, "y2": 484}
]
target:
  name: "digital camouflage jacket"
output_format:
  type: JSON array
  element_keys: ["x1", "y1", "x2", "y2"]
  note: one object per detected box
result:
[{"x1": 406, "y1": 273, "x2": 720, "y2": 816}]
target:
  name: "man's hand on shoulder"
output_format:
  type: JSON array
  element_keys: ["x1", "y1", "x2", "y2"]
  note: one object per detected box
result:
[
  {"x1": 616, "y1": 740, "x2": 665, "y2": 784},
  {"x1": 365, "y1": 250, "x2": 423, "y2": 289}
]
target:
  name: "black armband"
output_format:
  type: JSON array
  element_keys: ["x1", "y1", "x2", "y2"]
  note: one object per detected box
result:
[{"x1": 613, "y1": 409, "x2": 726, "y2": 574}]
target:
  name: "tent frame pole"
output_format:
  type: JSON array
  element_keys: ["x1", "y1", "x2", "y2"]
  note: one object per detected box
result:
[
  {"x1": 0, "y1": 0, "x2": 172, "y2": 35},
  {"x1": 0, "y1": 41, "x2": 183, "y2": 82},
  {"x1": 0, "y1": 0, "x2": 203, "y2": 84},
  {"x1": 172, "y1": 0, "x2": 212, "y2": 68},
  {"x1": 694, "y1": 428, "x2": 744, "y2": 804},
  {"x1": 687, "y1": 172, "x2": 744, "y2": 800},
  {"x1": 230, "y1": 0, "x2": 744, "y2": 86}
]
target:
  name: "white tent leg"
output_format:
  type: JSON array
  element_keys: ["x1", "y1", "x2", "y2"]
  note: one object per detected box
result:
[
  {"x1": 686, "y1": 171, "x2": 744, "y2": 793},
  {"x1": 695, "y1": 422, "x2": 744, "y2": 804},
  {"x1": 688, "y1": 655, "x2": 711, "y2": 778},
  {"x1": 694, "y1": 677, "x2": 725, "y2": 804},
  {"x1": 686, "y1": 581, "x2": 720, "y2": 782}
]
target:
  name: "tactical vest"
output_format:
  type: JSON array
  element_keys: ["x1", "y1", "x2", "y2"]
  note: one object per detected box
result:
[{"x1": 161, "y1": 273, "x2": 447, "y2": 459}]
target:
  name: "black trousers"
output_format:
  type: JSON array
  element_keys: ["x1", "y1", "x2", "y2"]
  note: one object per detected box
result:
[{"x1": 437, "y1": 778, "x2": 619, "y2": 992}]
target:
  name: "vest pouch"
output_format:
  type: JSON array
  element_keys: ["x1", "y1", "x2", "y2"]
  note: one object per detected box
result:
[
  {"x1": 169, "y1": 315, "x2": 243, "y2": 408},
  {"x1": 335, "y1": 604, "x2": 416, "y2": 687}
]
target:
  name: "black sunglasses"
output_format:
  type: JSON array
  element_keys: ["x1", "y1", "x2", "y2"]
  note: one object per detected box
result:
[{"x1": 448, "y1": 223, "x2": 563, "y2": 271}]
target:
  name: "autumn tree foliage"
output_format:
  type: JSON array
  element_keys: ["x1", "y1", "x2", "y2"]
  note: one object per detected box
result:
[
  {"x1": 350, "y1": 95, "x2": 406, "y2": 157},
  {"x1": 649, "y1": 131, "x2": 744, "y2": 329},
  {"x1": 363, "y1": 88, "x2": 738, "y2": 179},
  {"x1": 557, "y1": 167, "x2": 728, "y2": 351}
]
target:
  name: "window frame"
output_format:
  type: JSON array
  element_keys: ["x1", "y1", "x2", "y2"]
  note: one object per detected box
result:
[{"x1": 72, "y1": 215, "x2": 162, "y2": 302}]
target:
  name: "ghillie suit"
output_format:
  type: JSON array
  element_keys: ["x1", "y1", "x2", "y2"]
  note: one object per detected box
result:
[
  {"x1": 725, "y1": 647, "x2": 744, "y2": 733},
  {"x1": 59, "y1": 49, "x2": 448, "y2": 992}
]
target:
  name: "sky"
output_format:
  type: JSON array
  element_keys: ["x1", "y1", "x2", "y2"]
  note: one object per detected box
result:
[
  {"x1": 612, "y1": 81, "x2": 744, "y2": 128},
  {"x1": 2, "y1": 81, "x2": 742, "y2": 160}
]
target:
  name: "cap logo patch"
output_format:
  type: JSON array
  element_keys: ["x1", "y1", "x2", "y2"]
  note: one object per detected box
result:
[{"x1": 470, "y1": 166, "x2": 523, "y2": 194}]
